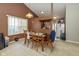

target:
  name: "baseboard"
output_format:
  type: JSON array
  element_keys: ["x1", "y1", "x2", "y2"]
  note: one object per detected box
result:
[
  {"x1": 66, "y1": 40, "x2": 79, "y2": 44},
  {"x1": 9, "y1": 38, "x2": 24, "y2": 43},
  {"x1": 9, "y1": 41, "x2": 15, "y2": 44},
  {"x1": 55, "y1": 39, "x2": 60, "y2": 40}
]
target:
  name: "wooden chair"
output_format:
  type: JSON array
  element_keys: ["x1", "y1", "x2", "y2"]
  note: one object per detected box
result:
[
  {"x1": 43, "y1": 35, "x2": 53, "y2": 51},
  {"x1": 23, "y1": 30, "x2": 27, "y2": 44},
  {"x1": 24, "y1": 30, "x2": 31, "y2": 46},
  {"x1": 31, "y1": 35, "x2": 38, "y2": 49},
  {"x1": 31, "y1": 34, "x2": 44, "y2": 51},
  {"x1": 46, "y1": 35, "x2": 54, "y2": 51}
]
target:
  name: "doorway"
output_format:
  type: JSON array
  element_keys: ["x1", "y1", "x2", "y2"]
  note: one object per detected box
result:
[{"x1": 53, "y1": 19, "x2": 66, "y2": 40}]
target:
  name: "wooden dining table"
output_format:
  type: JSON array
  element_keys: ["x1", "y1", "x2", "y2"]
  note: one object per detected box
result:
[{"x1": 24, "y1": 31, "x2": 53, "y2": 52}]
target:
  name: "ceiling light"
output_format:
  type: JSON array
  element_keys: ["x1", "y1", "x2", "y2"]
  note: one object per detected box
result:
[
  {"x1": 41, "y1": 11, "x2": 44, "y2": 14},
  {"x1": 26, "y1": 13, "x2": 33, "y2": 19},
  {"x1": 53, "y1": 16, "x2": 57, "y2": 20}
]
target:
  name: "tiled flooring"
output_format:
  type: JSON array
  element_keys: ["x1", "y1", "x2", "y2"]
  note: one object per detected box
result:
[{"x1": 0, "y1": 38, "x2": 79, "y2": 56}]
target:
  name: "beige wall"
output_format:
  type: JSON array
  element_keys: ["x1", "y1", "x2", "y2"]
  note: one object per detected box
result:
[{"x1": 66, "y1": 4, "x2": 79, "y2": 42}]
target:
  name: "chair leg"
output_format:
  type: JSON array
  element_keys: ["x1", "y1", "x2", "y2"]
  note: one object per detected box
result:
[
  {"x1": 41, "y1": 42, "x2": 44, "y2": 52},
  {"x1": 31, "y1": 41, "x2": 33, "y2": 48},
  {"x1": 48, "y1": 41, "x2": 53, "y2": 51},
  {"x1": 50, "y1": 42, "x2": 54, "y2": 52},
  {"x1": 31, "y1": 41, "x2": 35, "y2": 49},
  {"x1": 36, "y1": 42, "x2": 38, "y2": 51},
  {"x1": 24, "y1": 38, "x2": 26, "y2": 44},
  {"x1": 27, "y1": 40, "x2": 29, "y2": 46}
]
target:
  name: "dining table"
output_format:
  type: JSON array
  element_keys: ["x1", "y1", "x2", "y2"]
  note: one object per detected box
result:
[{"x1": 24, "y1": 31, "x2": 53, "y2": 52}]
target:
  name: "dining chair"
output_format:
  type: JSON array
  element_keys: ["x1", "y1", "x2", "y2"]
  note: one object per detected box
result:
[
  {"x1": 24, "y1": 30, "x2": 31, "y2": 46},
  {"x1": 47, "y1": 35, "x2": 54, "y2": 51},
  {"x1": 31, "y1": 34, "x2": 44, "y2": 51},
  {"x1": 40, "y1": 33, "x2": 53, "y2": 52},
  {"x1": 31, "y1": 35, "x2": 38, "y2": 49},
  {"x1": 24, "y1": 30, "x2": 27, "y2": 44},
  {"x1": 37, "y1": 36, "x2": 44, "y2": 51}
]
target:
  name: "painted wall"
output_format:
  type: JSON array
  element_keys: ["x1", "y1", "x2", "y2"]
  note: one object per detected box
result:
[
  {"x1": 30, "y1": 17, "x2": 52, "y2": 34},
  {"x1": 0, "y1": 3, "x2": 37, "y2": 36},
  {"x1": 66, "y1": 4, "x2": 79, "y2": 42}
]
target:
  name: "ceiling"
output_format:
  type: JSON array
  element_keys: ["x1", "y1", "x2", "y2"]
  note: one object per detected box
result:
[{"x1": 24, "y1": 3, "x2": 66, "y2": 19}]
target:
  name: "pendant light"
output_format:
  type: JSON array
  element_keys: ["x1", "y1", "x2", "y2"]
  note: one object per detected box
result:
[{"x1": 26, "y1": 12, "x2": 33, "y2": 19}]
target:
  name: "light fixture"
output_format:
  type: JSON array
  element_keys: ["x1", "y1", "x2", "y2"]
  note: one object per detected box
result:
[
  {"x1": 41, "y1": 11, "x2": 44, "y2": 14},
  {"x1": 26, "y1": 13, "x2": 33, "y2": 19},
  {"x1": 53, "y1": 16, "x2": 57, "y2": 20}
]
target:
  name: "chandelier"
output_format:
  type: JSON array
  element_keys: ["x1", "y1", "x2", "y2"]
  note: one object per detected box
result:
[{"x1": 26, "y1": 13, "x2": 33, "y2": 19}]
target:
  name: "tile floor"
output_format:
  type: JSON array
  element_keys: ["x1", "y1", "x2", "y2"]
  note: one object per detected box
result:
[{"x1": 0, "y1": 38, "x2": 79, "y2": 56}]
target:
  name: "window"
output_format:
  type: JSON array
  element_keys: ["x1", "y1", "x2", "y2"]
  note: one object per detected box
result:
[{"x1": 8, "y1": 15, "x2": 28, "y2": 35}]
